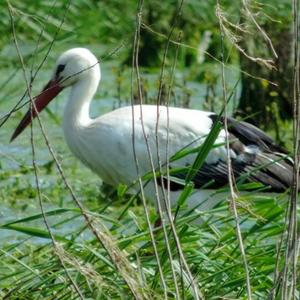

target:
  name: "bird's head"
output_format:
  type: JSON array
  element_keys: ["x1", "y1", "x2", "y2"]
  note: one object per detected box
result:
[
  {"x1": 53, "y1": 48, "x2": 100, "y2": 88},
  {"x1": 10, "y1": 48, "x2": 100, "y2": 142}
]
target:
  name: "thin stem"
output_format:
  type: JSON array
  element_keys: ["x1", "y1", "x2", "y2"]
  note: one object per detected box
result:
[
  {"x1": 131, "y1": 0, "x2": 168, "y2": 298},
  {"x1": 217, "y1": 2, "x2": 252, "y2": 299},
  {"x1": 8, "y1": 3, "x2": 84, "y2": 299}
]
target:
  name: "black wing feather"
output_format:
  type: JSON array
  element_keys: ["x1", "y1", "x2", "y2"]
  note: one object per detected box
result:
[
  {"x1": 209, "y1": 114, "x2": 287, "y2": 153},
  {"x1": 161, "y1": 114, "x2": 294, "y2": 192}
]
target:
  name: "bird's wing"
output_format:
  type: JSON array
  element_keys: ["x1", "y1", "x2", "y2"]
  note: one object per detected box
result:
[{"x1": 164, "y1": 114, "x2": 293, "y2": 192}]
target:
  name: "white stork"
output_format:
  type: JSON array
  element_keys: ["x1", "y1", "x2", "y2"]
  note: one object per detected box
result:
[{"x1": 11, "y1": 48, "x2": 294, "y2": 212}]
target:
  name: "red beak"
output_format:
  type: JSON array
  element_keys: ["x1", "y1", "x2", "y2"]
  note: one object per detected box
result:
[{"x1": 10, "y1": 79, "x2": 63, "y2": 142}]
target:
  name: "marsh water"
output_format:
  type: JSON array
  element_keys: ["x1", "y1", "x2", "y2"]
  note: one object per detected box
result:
[{"x1": 0, "y1": 46, "x2": 240, "y2": 244}]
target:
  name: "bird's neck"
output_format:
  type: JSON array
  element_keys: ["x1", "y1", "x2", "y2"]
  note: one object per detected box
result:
[{"x1": 63, "y1": 75, "x2": 99, "y2": 129}]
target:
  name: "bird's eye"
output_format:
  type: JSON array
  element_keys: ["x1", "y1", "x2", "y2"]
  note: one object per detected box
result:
[{"x1": 56, "y1": 64, "x2": 65, "y2": 77}]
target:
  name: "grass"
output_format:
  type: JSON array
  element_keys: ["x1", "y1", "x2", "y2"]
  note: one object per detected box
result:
[{"x1": 0, "y1": 146, "x2": 297, "y2": 299}]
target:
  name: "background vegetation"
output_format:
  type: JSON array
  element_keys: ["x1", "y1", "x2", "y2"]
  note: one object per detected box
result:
[{"x1": 0, "y1": 0, "x2": 299, "y2": 299}]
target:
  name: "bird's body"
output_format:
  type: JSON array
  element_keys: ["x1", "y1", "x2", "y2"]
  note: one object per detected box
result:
[
  {"x1": 11, "y1": 48, "x2": 295, "y2": 212},
  {"x1": 65, "y1": 104, "x2": 214, "y2": 187}
]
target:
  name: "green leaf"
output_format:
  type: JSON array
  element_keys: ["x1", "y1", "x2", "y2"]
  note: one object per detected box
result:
[
  {"x1": 185, "y1": 119, "x2": 222, "y2": 183},
  {"x1": 2, "y1": 224, "x2": 68, "y2": 242},
  {"x1": 177, "y1": 182, "x2": 194, "y2": 207},
  {"x1": 0, "y1": 208, "x2": 78, "y2": 226}
]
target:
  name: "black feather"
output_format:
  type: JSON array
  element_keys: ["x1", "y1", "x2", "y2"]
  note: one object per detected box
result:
[{"x1": 158, "y1": 115, "x2": 294, "y2": 192}]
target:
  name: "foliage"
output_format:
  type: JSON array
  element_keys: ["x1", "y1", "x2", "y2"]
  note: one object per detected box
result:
[
  {"x1": 0, "y1": 161, "x2": 296, "y2": 299},
  {"x1": 0, "y1": 0, "x2": 299, "y2": 299}
]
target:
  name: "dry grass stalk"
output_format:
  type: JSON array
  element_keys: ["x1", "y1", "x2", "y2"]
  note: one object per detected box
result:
[
  {"x1": 216, "y1": 3, "x2": 274, "y2": 69},
  {"x1": 54, "y1": 242, "x2": 110, "y2": 292},
  {"x1": 217, "y1": 1, "x2": 253, "y2": 298},
  {"x1": 91, "y1": 218, "x2": 149, "y2": 300}
]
